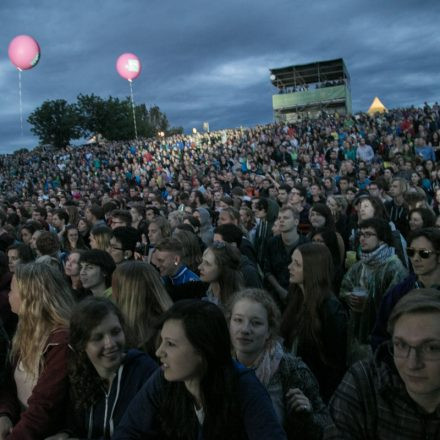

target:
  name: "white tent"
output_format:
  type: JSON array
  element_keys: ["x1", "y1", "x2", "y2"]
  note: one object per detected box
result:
[{"x1": 367, "y1": 97, "x2": 387, "y2": 115}]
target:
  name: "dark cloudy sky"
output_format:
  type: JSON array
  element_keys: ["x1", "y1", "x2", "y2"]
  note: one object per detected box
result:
[{"x1": 1, "y1": 0, "x2": 439, "y2": 153}]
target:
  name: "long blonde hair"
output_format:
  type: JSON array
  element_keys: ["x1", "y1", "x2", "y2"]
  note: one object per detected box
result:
[
  {"x1": 112, "y1": 261, "x2": 172, "y2": 349},
  {"x1": 11, "y1": 263, "x2": 75, "y2": 376}
]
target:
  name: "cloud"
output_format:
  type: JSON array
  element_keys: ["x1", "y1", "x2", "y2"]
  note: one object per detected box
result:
[{"x1": 0, "y1": 0, "x2": 439, "y2": 151}]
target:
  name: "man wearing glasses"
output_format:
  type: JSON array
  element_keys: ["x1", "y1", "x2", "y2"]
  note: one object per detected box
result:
[
  {"x1": 340, "y1": 218, "x2": 407, "y2": 363},
  {"x1": 372, "y1": 227, "x2": 440, "y2": 350},
  {"x1": 325, "y1": 289, "x2": 440, "y2": 439}
]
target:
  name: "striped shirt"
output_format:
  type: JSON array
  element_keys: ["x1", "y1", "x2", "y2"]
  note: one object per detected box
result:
[{"x1": 324, "y1": 347, "x2": 440, "y2": 439}]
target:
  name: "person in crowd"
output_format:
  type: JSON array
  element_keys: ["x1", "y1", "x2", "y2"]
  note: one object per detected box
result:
[
  {"x1": 18, "y1": 222, "x2": 41, "y2": 246},
  {"x1": 310, "y1": 228, "x2": 344, "y2": 293},
  {"x1": 0, "y1": 263, "x2": 75, "y2": 439},
  {"x1": 112, "y1": 260, "x2": 173, "y2": 357},
  {"x1": 308, "y1": 203, "x2": 345, "y2": 262},
  {"x1": 110, "y1": 209, "x2": 132, "y2": 229},
  {"x1": 129, "y1": 204, "x2": 148, "y2": 236},
  {"x1": 167, "y1": 210, "x2": 185, "y2": 232},
  {"x1": 64, "y1": 249, "x2": 87, "y2": 301},
  {"x1": 153, "y1": 237, "x2": 206, "y2": 302},
  {"x1": 79, "y1": 249, "x2": 116, "y2": 298},
  {"x1": 353, "y1": 194, "x2": 409, "y2": 268},
  {"x1": 355, "y1": 137, "x2": 374, "y2": 163},
  {"x1": 239, "y1": 206, "x2": 257, "y2": 245},
  {"x1": 0, "y1": 251, "x2": 15, "y2": 340},
  {"x1": 55, "y1": 297, "x2": 157, "y2": 440},
  {"x1": 52, "y1": 209, "x2": 69, "y2": 240},
  {"x1": 264, "y1": 207, "x2": 308, "y2": 304},
  {"x1": 199, "y1": 242, "x2": 244, "y2": 306},
  {"x1": 147, "y1": 216, "x2": 172, "y2": 262},
  {"x1": 277, "y1": 185, "x2": 291, "y2": 208},
  {"x1": 408, "y1": 207, "x2": 436, "y2": 231},
  {"x1": 89, "y1": 225, "x2": 113, "y2": 251},
  {"x1": 325, "y1": 289, "x2": 440, "y2": 439},
  {"x1": 372, "y1": 227, "x2": 440, "y2": 349},
  {"x1": 217, "y1": 206, "x2": 257, "y2": 263},
  {"x1": 64, "y1": 204, "x2": 80, "y2": 228},
  {"x1": 6, "y1": 243, "x2": 34, "y2": 274},
  {"x1": 108, "y1": 226, "x2": 139, "y2": 265},
  {"x1": 113, "y1": 300, "x2": 287, "y2": 439},
  {"x1": 326, "y1": 195, "x2": 350, "y2": 249},
  {"x1": 214, "y1": 223, "x2": 263, "y2": 288},
  {"x1": 85, "y1": 205, "x2": 106, "y2": 228},
  {"x1": 228, "y1": 288, "x2": 332, "y2": 439},
  {"x1": 340, "y1": 218, "x2": 407, "y2": 363},
  {"x1": 385, "y1": 177, "x2": 410, "y2": 238},
  {"x1": 281, "y1": 242, "x2": 347, "y2": 402},
  {"x1": 254, "y1": 197, "x2": 279, "y2": 266},
  {"x1": 77, "y1": 217, "x2": 92, "y2": 247},
  {"x1": 172, "y1": 228, "x2": 203, "y2": 274},
  {"x1": 35, "y1": 230, "x2": 66, "y2": 266},
  {"x1": 62, "y1": 224, "x2": 87, "y2": 253},
  {"x1": 193, "y1": 207, "x2": 214, "y2": 247}
]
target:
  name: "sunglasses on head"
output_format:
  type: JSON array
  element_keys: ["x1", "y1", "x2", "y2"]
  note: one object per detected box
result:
[{"x1": 406, "y1": 248, "x2": 437, "y2": 259}]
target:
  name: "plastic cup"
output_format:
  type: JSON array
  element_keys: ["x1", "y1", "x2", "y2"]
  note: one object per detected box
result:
[{"x1": 351, "y1": 287, "x2": 368, "y2": 312}]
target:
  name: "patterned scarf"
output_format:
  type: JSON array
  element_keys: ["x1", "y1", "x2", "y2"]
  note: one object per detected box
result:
[
  {"x1": 247, "y1": 340, "x2": 284, "y2": 387},
  {"x1": 359, "y1": 243, "x2": 394, "y2": 267}
]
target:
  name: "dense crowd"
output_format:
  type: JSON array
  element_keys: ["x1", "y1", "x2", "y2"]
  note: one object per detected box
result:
[{"x1": 0, "y1": 102, "x2": 440, "y2": 438}]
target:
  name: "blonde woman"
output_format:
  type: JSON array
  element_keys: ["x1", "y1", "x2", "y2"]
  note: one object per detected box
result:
[
  {"x1": 112, "y1": 261, "x2": 173, "y2": 357},
  {"x1": 0, "y1": 263, "x2": 75, "y2": 439},
  {"x1": 89, "y1": 225, "x2": 112, "y2": 251}
]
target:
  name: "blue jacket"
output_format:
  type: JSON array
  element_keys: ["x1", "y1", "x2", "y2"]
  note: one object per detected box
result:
[
  {"x1": 68, "y1": 349, "x2": 157, "y2": 439},
  {"x1": 113, "y1": 364, "x2": 287, "y2": 439}
]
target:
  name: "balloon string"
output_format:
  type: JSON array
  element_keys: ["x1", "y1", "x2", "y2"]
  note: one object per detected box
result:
[
  {"x1": 129, "y1": 80, "x2": 138, "y2": 140},
  {"x1": 18, "y1": 69, "x2": 24, "y2": 137}
]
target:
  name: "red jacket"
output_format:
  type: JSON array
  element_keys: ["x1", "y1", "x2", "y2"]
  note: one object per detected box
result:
[{"x1": 0, "y1": 328, "x2": 70, "y2": 440}]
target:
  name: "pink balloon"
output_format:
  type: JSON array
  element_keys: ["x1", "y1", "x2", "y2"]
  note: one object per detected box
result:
[
  {"x1": 8, "y1": 35, "x2": 41, "y2": 71},
  {"x1": 116, "y1": 53, "x2": 141, "y2": 81}
]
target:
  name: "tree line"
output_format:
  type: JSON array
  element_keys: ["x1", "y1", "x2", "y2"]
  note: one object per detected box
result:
[{"x1": 27, "y1": 94, "x2": 183, "y2": 149}]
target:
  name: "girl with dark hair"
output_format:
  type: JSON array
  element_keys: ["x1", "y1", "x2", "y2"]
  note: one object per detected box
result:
[
  {"x1": 61, "y1": 297, "x2": 157, "y2": 439},
  {"x1": 62, "y1": 225, "x2": 87, "y2": 253},
  {"x1": 311, "y1": 228, "x2": 343, "y2": 293},
  {"x1": 199, "y1": 242, "x2": 244, "y2": 306},
  {"x1": 308, "y1": 203, "x2": 345, "y2": 262},
  {"x1": 6, "y1": 243, "x2": 34, "y2": 274},
  {"x1": 19, "y1": 222, "x2": 40, "y2": 246},
  {"x1": 408, "y1": 207, "x2": 436, "y2": 231},
  {"x1": 64, "y1": 249, "x2": 88, "y2": 301},
  {"x1": 113, "y1": 300, "x2": 286, "y2": 439},
  {"x1": 79, "y1": 250, "x2": 116, "y2": 298},
  {"x1": 281, "y1": 243, "x2": 347, "y2": 402},
  {"x1": 77, "y1": 217, "x2": 92, "y2": 248}
]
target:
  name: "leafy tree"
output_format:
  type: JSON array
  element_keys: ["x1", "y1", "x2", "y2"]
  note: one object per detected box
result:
[
  {"x1": 27, "y1": 99, "x2": 82, "y2": 149},
  {"x1": 29, "y1": 95, "x2": 172, "y2": 147}
]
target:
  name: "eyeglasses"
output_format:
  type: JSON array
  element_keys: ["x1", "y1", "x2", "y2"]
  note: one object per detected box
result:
[
  {"x1": 388, "y1": 340, "x2": 440, "y2": 361},
  {"x1": 359, "y1": 231, "x2": 377, "y2": 239},
  {"x1": 110, "y1": 244, "x2": 124, "y2": 251},
  {"x1": 406, "y1": 248, "x2": 437, "y2": 259}
]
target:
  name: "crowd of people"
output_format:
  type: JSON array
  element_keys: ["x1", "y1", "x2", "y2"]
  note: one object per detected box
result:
[{"x1": 0, "y1": 102, "x2": 440, "y2": 438}]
